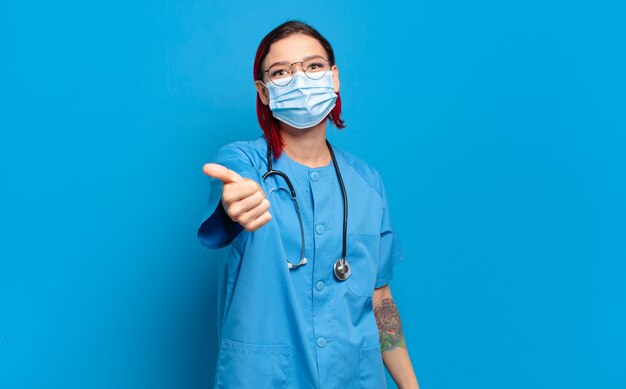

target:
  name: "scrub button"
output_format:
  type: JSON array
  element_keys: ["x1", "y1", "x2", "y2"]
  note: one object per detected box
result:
[
  {"x1": 316, "y1": 337, "x2": 327, "y2": 348},
  {"x1": 309, "y1": 171, "x2": 320, "y2": 181},
  {"x1": 315, "y1": 224, "x2": 325, "y2": 234},
  {"x1": 316, "y1": 281, "x2": 325, "y2": 291}
]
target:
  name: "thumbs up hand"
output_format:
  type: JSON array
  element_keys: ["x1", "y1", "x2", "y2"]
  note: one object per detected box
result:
[{"x1": 202, "y1": 163, "x2": 272, "y2": 232}]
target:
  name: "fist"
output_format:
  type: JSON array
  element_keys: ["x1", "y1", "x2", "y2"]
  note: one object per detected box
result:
[{"x1": 202, "y1": 163, "x2": 272, "y2": 232}]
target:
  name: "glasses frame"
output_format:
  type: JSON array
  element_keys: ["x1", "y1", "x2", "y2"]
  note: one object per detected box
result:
[{"x1": 262, "y1": 56, "x2": 331, "y2": 87}]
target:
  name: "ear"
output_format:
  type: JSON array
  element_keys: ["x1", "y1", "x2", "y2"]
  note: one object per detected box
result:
[
  {"x1": 255, "y1": 80, "x2": 270, "y2": 105},
  {"x1": 331, "y1": 65, "x2": 340, "y2": 93}
]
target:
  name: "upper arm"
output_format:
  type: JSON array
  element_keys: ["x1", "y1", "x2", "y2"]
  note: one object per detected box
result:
[
  {"x1": 374, "y1": 172, "x2": 407, "y2": 288},
  {"x1": 373, "y1": 283, "x2": 392, "y2": 308}
]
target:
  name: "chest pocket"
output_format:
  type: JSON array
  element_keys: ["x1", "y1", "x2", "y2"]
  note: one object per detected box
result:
[{"x1": 346, "y1": 233, "x2": 380, "y2": 298}]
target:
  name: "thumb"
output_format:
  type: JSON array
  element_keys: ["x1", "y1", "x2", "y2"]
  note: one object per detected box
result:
[{"x1": 202, "y1": 163, "x2": 244, "y2": 184}]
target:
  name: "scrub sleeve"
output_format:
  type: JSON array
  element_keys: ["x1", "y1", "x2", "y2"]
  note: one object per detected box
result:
[
  {"x1": 374, "y1": 172, "x2": 407, "y2": 288},
  {"x1": 197, "y1": 145, "x2": 260, "y2": 249}
]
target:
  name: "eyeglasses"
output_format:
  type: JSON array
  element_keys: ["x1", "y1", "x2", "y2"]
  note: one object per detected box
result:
[{"x1": 262, "y1": 56, "x2": 331, "y2": 87}]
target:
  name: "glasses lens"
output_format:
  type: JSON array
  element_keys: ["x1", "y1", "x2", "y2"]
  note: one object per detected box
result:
[
  {"x1": 268, "y1": 64, "x2": 293, "y2": 86},
  {"x1": 303, "y1": 57, "x2": 329, "y2": 80}
]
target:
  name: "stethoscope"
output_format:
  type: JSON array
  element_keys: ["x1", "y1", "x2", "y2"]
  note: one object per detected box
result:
[{"x1": 262, "y1": 139, "x2": 351, "y2": 281}]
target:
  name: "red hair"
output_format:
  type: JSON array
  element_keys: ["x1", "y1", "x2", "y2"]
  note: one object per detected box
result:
[{"x1": 253, "y1": 21, "x2": 346, "y2": 160}]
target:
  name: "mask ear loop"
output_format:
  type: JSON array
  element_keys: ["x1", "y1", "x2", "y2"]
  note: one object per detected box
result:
[{"x1": 258, "y1": 79, "x2": 270, "y2": 101}]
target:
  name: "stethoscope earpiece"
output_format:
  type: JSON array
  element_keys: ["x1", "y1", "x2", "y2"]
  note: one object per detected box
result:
[{"x1": 287, "y1": 257, "x2": 307, "y2": 270}]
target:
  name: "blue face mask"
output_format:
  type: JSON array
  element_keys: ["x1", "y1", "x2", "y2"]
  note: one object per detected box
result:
[{"x1": 263, "y1": 71, "x2": 338, "y2": 129}]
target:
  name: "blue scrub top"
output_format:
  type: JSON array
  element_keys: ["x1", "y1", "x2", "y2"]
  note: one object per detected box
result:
[{"x1": 198, "y1": 134, "x2": 407, "y2": 389}]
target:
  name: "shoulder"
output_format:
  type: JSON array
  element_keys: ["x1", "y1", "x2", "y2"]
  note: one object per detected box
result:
[
  {"x1": 212, "y1": 135, "x2": 267, "y2": 168},
  {"x1": 332, "y1": 143, "x2": 383, "y2": 198}
]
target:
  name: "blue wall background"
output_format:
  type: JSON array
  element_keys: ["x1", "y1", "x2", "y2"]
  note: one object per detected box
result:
[{"x1": 1, "y1": 0, "x2": 625, "y2": 388}]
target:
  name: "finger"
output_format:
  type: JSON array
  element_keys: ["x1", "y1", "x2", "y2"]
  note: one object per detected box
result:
[
  {"x1": 202, "y1": 163, "x2": 244, "y2": 184},
  {"x1": 238, "y1": 198, "x2": 271, "y2": 226},
  {"x1": 222, "y1": 180, "x2": 261, "y2": 205},
  {"x1": 226, "y1": 190, "x2": 265, "y2": 218},
  {"x1": 244, "y1": 211, "x2": 272, "y2": 232}
]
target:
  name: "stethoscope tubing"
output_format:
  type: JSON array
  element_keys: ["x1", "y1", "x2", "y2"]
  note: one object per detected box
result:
[{"x1": 262, "y1": 139, "x2": 350, "y2": 279}]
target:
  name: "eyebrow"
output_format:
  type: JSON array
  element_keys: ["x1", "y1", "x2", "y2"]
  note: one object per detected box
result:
[{"x1": 266, "y1": 54, "x2": 326, "y2": 69}]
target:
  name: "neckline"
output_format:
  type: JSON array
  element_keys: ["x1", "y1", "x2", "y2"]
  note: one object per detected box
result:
[{"x1": 280, "y1": 145, "x2": 334, "y2": 170}]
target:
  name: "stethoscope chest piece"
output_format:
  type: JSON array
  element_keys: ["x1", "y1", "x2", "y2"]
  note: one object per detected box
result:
[{"x1": 333, "y1": 258, "x2": 351, "y2": 281}]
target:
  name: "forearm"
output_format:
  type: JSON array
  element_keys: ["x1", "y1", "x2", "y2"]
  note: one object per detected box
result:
[
  {"x1": 373, "y1": 287, "x2": 420, "y2": 389},
  {"x1": 381, "y1": 342, "x2": 419, "y2": 389}
]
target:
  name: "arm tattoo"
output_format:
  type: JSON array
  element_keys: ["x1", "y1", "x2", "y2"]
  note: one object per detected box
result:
[{"x1": 374, "y1": 297, "x2": 406, "y2": 352}]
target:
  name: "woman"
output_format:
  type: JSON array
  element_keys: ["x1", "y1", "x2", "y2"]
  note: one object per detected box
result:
[{"x1": 198, "y1": 20, "x2": 420, "y2": 389}]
